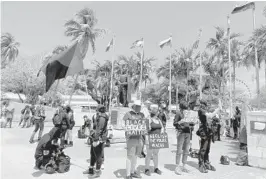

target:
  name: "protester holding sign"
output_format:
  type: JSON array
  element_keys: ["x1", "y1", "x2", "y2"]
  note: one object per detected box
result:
[
  {"x1": 144, "y1": 106, "x2": 165, "y2": 176},
  {"x1": 197, "y1": 99, "x2": 222, "y2": 173},
  {"x1": 173, "y1": 101, "x2": 191, "y2": 175},
  {"x1": 123, "y1": 100, "x2": 145, "y2": 179}
]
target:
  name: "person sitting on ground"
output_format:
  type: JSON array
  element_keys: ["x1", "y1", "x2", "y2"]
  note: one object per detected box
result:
[
  {"x1": 144, "y1": 105, "x2": 164, "y2": 176},
  {"x1": 34, "y1": 127, "x2": 62, "y2": 169}
]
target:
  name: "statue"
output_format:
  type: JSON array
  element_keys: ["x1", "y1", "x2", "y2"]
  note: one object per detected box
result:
[{"x1": 117, "y1": 72, "x2": 129, "y2": 107}]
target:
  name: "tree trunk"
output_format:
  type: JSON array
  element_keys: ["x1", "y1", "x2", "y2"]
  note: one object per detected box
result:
[
  {"x1": 176, "y1": 84, "x2": 179, "y2": 112},
  {"x1": 17, "y1": 93, "x2": 24, "y2": 103}
]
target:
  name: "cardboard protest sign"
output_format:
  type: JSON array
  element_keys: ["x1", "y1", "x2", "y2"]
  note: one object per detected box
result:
[
  {"x1": 148, "y1": 133, "x2": 169, "y2": 149},
  {"x1": 181, "y1": 110, "x2": 199, "y2": 124},
  {"x1": 125, "y1": 119, "x2": 148, "y2": 137}
]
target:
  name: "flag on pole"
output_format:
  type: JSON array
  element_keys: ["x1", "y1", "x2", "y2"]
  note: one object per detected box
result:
[
  {"x1": 130, "y1": 38, "x2": 144, "y2": 49},
  {"x1": 106, "y1": 38, "x2": 114, "y2": 52},
  {"x1": 192, "y1": 28, "x2": 202, "y2": 49},
  {"x1": 231, "y1": 2, "x2": 255, "y2": 14},
  {"x1": 38, "y1": 41, "x2": 84, "y2": 92},
  {"x1": 159, "y1": 36, "x2": 172, "y2": 49}
]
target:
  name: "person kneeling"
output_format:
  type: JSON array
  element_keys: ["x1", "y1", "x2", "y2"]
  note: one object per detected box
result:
[{"x1": 34, "y1": 127, "x2": 70, "y2": 173}]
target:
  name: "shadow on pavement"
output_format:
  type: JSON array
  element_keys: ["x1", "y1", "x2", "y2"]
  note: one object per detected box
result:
[
  {"x1": 32, "y1": 170, "x2": 45, "y2": 177},
  {"x1": 187, "y1": 161, "x2": 198, "y2": 170},
  {"x1": 164, "y1": 164, "x2": 176, "y2": 172},
  {"x1": 113, "y1": 169, "x2": 127, "y2": 179}
]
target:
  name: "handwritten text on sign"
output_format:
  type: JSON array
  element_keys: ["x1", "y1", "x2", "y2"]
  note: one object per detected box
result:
[
  {"x1": 125, "y1": 119, "x2": 147, "y2": 136},
  {"x1": 181, "y1": 110, "x2": 198, "y2": 123},
  {"x1": 148, "y1": 133, "x2": 169, "y2": 149}
]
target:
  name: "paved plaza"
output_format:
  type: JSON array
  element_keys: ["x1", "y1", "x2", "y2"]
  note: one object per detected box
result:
[{"x1": 1, "y1": 125, "x2": 266, "y2": 179}]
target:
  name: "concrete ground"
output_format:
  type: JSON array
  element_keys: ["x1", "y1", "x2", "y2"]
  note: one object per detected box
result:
[{"x1": 1, "y1": 125, "x2": 266, "y2": 179}]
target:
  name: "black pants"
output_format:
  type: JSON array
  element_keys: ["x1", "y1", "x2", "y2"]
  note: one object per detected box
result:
[
  {"x1": 217, "y1": 124, "x2": 221, "y2": 140},
  {"x1": 233, "y1": 126, "x2": 238, "y2": 139},
  {"x1": 90, "y1": 142, "x2": 104, "y2": 170},
  {"x1": 198, "y1": 138, "x2": 211, "y2": 166}
]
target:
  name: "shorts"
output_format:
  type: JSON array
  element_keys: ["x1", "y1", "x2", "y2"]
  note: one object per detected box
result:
[{"x1": 126, "y1": 138, "x2": 142, "y2": 157}]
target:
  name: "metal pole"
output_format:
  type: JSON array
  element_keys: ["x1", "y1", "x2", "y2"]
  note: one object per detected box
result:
[
  {"x1": 139, "y1": 47, "x2": 144, "y2": 103},
  {"x1": 199, "y1": 54, "x2": 202, "y2": 99},
  {"x1": 228, "y1": 15, "x2": 233, "y2": 119},
  {"x1": 109, "y1": 36, "x2": 115, "y2": 112},
  {"x1": 68, "y1": 75, "x2": 78, "y2": 105},
  {"x1": 252, "y1": 8, "x2": 260, "y2": 109},
  {"x1": 169, "y1": 48, "x2": 172, "y2": 112}
]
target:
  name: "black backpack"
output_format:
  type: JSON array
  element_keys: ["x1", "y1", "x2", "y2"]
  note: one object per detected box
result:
[
  {"x1": 53, "y1": 114, "x2": 62, "y2": 126},
  {"x1": 220, "y1": 155, "x2": 230, "y2": 165}
]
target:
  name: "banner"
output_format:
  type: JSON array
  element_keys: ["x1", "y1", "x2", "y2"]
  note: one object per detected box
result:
[
  {"x1": 180, "y1": 110, "x2": 199, "y2": 124},
  {"x1": 148, "y1": 133, "x2": 169, "y2": 149},
  {"x1": 125, "y1": 119, "x2": 148, "y2": 137}
]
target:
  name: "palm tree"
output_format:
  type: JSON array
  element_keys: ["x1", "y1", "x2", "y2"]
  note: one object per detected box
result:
[
  {"x1": 207, "y1": 26, "x2": 240, "y2": 100},
  {"x1": 132, "y1": 52, "x2": 156, "y2": 88},
  {"x1": 230, "y1": 39, "x2": 244, "y2": 101},
  {"x1": 244, "y1": 24, "x2": 266, "y2": 87},
  {"x1": 1, "y1": 33, "x2": 20, "y2": 68},
  {"x1": 64, "y1": 8, "x2": 106, "y2": 59}
]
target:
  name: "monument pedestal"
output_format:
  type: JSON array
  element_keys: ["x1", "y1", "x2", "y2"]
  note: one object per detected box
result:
[{"x1": 246, "y1": 111, "x2": 266, "y2": 169}]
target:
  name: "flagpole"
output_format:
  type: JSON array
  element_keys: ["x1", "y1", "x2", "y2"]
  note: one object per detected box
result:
[
  {"x1": 198, "y1": 28, "x2": 203, "y2": 100},
  {"x1": 68, "y1": 74, "x2": 78, "y2": 105},
  {"x1": 169, "y1": 46, "x2": 172, "y2": 113},
  {"x1": 252, "y1": 8, "x2": 260, "y2": 109},
  {"x1": 228, "y1": 15, "x2": 233, "y2": 119},
  {"x1": 109, "y1": 36, "x2": 115, "y2": 112},
  {"x1": 139, "y1": 47, "x2": 144, "y2": 103}
]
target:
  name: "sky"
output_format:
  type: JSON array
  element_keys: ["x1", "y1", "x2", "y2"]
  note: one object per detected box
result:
[{"x1": 1, "y1": 1, "x2": 266, "y2": 94}]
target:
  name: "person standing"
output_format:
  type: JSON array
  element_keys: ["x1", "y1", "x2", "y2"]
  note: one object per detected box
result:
[
  {"x1": 83, "y1": 104, "x2": 108, "y2": 178},
  {"x1": 124, "y1": 100, "x2": 144, "y2": 179},
  {"x1": 65, "y1": 105, "x2": 75, "y2": 147},
  {"x1": 3, "y1": 100, "x2": 14, "y2": 128},
  {"x1": 21, "y1": 105, "x2": 32, "y2": 128},
  {"x1": 173, "y1": 101, "x2": 191, "y2": 175},
  {"x1": 158, "y1": 103, "x2": 167, "y2": 129},
  {"x1": 197, "y1": 100, "x2": 221, "y2": 173},
  {"x1": 233, "y1": 106, "x2": 241, "y2": 139},
  {"x1": 30, "y1": 101, "x2": 46, "y2": 143},
  {"x1": 144, "y1": 106, "x2": 164, "y2": 176}
]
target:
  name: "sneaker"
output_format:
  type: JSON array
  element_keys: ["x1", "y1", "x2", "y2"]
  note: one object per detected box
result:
[
  {"x1": 89, "y1": 170, "x2": 101, "y2": 178},
  {"x1": 101, "y1": 164, "x2": 104, "y2": 170},
  {"x1": 205, "y1": 163, "x2": 216, "y2": 171},
  {"x1": 83, "y1": 167, "x2": 94, "y2": 174},
  {"x1": 144, "y1": 169, "x2": 151, "y2": 176},
  {"x1": 175, "y1": 166, "x2": 182, "y2": 175},
  {"x1": 199, "y1": 165, "x2": 208, "y2": 173},
  {"x1": 131, "y1": 172, "x2": 141, "y2": 178},
  {"x1": 154, "y1": 168, "x2": 162, "y2": 175}
]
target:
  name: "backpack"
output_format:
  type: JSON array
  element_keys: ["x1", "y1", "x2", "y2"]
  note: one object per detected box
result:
[
  {"x1": 53, "y1": 114, "x2": 62, "y2": 126},
  {"x1": 220, "y1": 155, "x2": 230, "y2": 165},
  {"x1": 21, "y1": 108, "x2": 26, "y2": 114}
]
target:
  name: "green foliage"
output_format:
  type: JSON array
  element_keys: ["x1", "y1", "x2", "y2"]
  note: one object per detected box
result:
[
  {"x1": 1, "y1": 56, "x2": 45, "y2": 104},
  {"x1": 1, "y1": 33, "x2": 20, "y2": 68}
]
